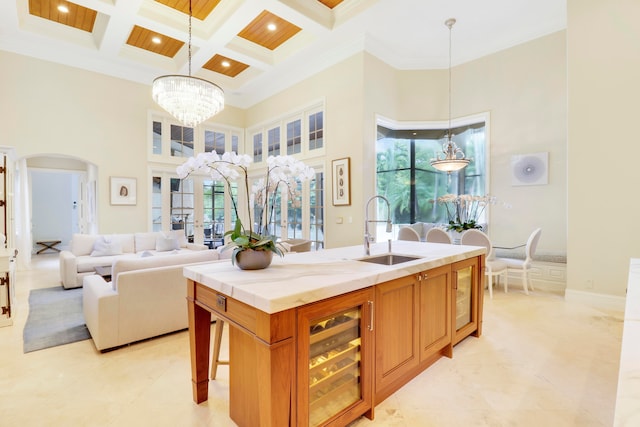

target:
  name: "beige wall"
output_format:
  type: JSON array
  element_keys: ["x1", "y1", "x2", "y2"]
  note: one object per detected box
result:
[
  {"x1": 3, "y1": 31, "x2": 568, "y2": 253},
  {"x1": 1, "y1": 51, "x2": 244, "y2": 234},
  {"x1": 567, "y1": 0, "x2": 640, "y2": 300},
  {"x1": 246, "y1": 53, "x2": 369, "y2": 248},
  {"x1": 244, "y1": 32, "x2": 568, "y2": 254},
  {"x1": 6, "y1": 2, "x2": 637, "y2": 303},
  {"x1": 453, "y1": 31, "x2": 567, "y2": 255},
  {"x1": 363, "y1": 32, "x2": 567, "y2": 256}
]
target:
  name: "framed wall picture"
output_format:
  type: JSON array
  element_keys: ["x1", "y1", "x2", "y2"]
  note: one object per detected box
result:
[
  {"x1": 332, "y1": 157, "x2": 351, "y2": 206},
  {"x1": 511, "y1": 152, "x2": 549, "y2": 186},
  {"x1": 110, "y1": 177, "x2": 137, "y2": 205}
]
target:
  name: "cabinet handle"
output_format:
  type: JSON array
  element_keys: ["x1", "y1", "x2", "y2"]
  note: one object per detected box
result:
[{"x1": 367, "y1": 300, "x2": 374, "y2": 332}]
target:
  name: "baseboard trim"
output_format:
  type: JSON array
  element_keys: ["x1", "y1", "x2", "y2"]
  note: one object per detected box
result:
[
  {"x1": 504, "y1": 261, "x2": 566, "y2": 295},
  {"x1": 564, "y1": 289, "x2": 626, "y2": 312}
]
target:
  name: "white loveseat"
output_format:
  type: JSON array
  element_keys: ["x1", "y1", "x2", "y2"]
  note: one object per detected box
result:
[
  {"x1": 82, "y1": 249, "x2": 224, "y2": 351},
  {"x1": 59, "y1": 231, "x2": 208, "y2": 289}
]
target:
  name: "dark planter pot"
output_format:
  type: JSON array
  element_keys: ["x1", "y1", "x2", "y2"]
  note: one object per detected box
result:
[{"x1": 235, "y1": 249, "x2": 273, "y2": 270}]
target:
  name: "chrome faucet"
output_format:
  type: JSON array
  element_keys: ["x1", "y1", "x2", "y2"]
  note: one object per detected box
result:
[{"x1": 364, "y1": 195, "x2": 393, "y2": 255}]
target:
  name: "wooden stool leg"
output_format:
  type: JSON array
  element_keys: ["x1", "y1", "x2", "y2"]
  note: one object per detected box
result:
[{"x1": 210, "y1": 318, "x2": 229, "y2": 380}]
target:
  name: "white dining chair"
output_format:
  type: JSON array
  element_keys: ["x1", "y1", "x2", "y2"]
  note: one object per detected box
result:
[
  {"x1": 425, "y1": 227, "x2": 452, "y2": 244},
  {"x1": 460, "y1": 229, "x2": 508, "y2": 299},
  {"x1": 398, "y1": 226, "x2": 421, "y2": 241},
  {"x1": 495, "y1": 228, "x2": 542, "y2": 295}
]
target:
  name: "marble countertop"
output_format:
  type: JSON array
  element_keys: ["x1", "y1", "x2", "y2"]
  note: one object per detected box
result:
[{"x1": 183, "y1": 241, "x2": 485, "y2": 314}]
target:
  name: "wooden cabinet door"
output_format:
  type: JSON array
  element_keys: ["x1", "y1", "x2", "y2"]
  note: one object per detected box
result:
[
  {"x1": 451, "y1": 256, "x2": 482, "y2": 346},
  {"x1": 419, "y1": 264, "x2": 452, "y2": 362},
  {"x1": 297, "y1": 287, "x2": 374, "y2": 427},
  {"x1": 374, "y1": 274, "x2": 420, "y2": 403}
]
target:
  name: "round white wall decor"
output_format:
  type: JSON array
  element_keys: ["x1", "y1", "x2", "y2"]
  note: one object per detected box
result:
[{"x1": 511, "y1": 152, "x2": 548, "y2": 186}]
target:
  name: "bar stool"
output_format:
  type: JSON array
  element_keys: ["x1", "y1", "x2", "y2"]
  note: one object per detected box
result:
[{"x1": 210, "y1": 318, "x2": 229, "y2": 380}]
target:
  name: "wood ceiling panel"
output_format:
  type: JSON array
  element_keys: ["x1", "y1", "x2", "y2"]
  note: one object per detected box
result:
[
  {"x1": 126, "y1": 26, "x2": 184, "y2": 58},
  {"x1": 28, "y1": 0, "x2": 97, "y2": 32},
  {"x1": 154, "y1": 0, "x2": 222, "y2": 21},
  {"x1": 237, "y1": 10, "x2": 301, "y2": 51},
  {"x1": 203, "y1": 54, "x2": 249, "y2": 78},
  {"x1": 317, "y1": 0, "x2": 345, "y2": 9}
]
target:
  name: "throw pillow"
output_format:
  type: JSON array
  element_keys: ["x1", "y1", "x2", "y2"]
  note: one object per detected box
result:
[
  {"x1": 167, "y1": 230, "x2": 188, "y2": 248},
  {"x1": 90, "y1": 236, "x2": 123, "y2": 257},
  {"x1": 156, "y1": 237, "x2": 179, "y2": 252},
  {"x1": 134, "y1": 232, "x2": 160, "y2": 252},
  {"x1": 139, "y1": 250, "x2": 153, "y2": 258}
]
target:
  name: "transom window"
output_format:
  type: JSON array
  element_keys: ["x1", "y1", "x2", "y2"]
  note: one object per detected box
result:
[
  {"x1": 170, "y1": 125, "x2": 194, "y2": 158},
  {"x1": 205, "y1": 130, "x2": 225, "y2": 154},
  {"x1": 267, "y1": 126, "x2": 280, "y2": 157},
  {"x1": 249, "y1": 103, "x2": 325, "y2": 164},
  {"x1": 308, "y1": 112, "x2": 323, "y2": 150},
  {"x1": 152, "y1": 121, "x2": 162, "y2": 155},
  {"x1": 287, "y1": 119, "x2": 302, "y2": 155},
  {"x1": 253, "y1": 133, "x2": 263, "y2": 162}
]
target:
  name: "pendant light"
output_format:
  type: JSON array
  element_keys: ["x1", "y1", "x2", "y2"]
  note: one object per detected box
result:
[
  {"x1": 152, "y1": 0, "x2": 224, "y2": 127},
  {"x1": 430, "y1": 18, "x2": 470, "y2": 173}
]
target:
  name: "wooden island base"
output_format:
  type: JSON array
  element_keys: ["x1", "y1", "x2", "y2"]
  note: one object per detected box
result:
[{"x1": 187, "y1": 251, "x2": 484, "y2": 427}]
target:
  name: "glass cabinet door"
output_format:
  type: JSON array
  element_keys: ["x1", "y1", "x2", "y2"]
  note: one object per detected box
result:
[
  {"x1": 452, "y1": 256, "x2": 481, "y2": 346},
  {"x1": 297, "y1": 288, "x2": 373, "y2": 427},
  {"x1": 308, "y1": 307, "x2": 362, "y2": 426},
  {"x1": 455, "y1": 265, "x2": 473, "y2": 330}
]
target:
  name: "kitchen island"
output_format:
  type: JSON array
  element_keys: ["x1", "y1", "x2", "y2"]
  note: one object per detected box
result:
[{"x1": 184, "y1": 241, "x2": 485, "y2": 427}]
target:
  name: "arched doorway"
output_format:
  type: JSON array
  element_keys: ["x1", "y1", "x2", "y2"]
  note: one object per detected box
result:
[{"x1": 15, "y1": 154, "x2": 97, "y2": 268}]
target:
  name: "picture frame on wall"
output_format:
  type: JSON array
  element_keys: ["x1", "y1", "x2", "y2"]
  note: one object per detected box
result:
[
  {"x1": 332, "y1": 157, "x2": 351, "y2": 206},
  {"x1": 511, "y1": 152, "x2": 549, "y2": 186},
  {"x1": 110, "y1": 177, "x2": 137, "y2": 205}
]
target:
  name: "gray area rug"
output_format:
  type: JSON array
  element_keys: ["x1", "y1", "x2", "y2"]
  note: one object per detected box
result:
[{"x1": 23, "y1": 286, "x2": 90, "y2": 353}]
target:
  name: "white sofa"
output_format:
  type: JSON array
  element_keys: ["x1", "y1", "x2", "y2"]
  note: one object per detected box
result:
[
  {"x1": 59, "y1": 231, "x2": 208, "y2": 289},
  {"x1": 82, "y1": 249, "x2": 224, "y2": 351}
]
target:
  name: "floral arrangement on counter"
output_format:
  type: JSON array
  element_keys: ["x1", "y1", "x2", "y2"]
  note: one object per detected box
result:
[
  {"x1": 177, "y1": 152, "x2": 315, "y2": 264},
  {"x1": 432, "y1": 194, "x2": 497, "y2": 232}
]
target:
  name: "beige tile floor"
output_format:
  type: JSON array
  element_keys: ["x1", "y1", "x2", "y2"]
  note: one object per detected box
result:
[{"x1": 0, "y1": 254, "x2": 623, "y2": 427}]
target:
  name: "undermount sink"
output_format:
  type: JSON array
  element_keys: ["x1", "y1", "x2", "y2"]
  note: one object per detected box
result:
[{"x1": 356, "y1": 254, "x2": 422, "y2": 266}]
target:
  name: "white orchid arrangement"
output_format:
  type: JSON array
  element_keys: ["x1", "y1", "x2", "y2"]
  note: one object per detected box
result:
[
  {"x1": 432, "y1": 194, "x2": 497, "y2": 232},
  {"x1": 177, "y1": 152, "x2": 315, "y2": 263}
]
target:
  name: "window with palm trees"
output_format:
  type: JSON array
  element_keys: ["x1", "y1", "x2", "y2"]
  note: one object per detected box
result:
[{"x1": 376, "y1": 121, "x2": 486, "y2": 226}]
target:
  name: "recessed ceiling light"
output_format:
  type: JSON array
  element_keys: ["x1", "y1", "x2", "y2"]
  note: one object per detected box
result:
[
  {"x1": 221, "y1": 61, "x2": 230, "y2": 67},
  {"x1": 57, "y1": 5, "x2": 69, "y2": 13},
  {"x1": 151, "y1": 36, "x2": 161, "y2": 44},
  {"x1": 267, "y1": 23, "x2": 277, "y2": 31}
]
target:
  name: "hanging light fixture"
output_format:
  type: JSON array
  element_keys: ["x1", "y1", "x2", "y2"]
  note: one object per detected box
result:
[
  {"x1": 430, "y1": 18, "x2": 470, "y2": 173},
  {"x1": 152, "y1": 0, "x2": 224, "y2": 127}
]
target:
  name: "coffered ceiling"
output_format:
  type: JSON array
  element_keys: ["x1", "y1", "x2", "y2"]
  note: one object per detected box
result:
[{"x1": 1, "y1": 0, "x2": 566, "y2": 108}]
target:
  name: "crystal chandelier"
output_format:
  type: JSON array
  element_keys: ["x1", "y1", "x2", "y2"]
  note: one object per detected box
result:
[
  {"x1": 430, "y1": 18, "x2": 470, "y2": 173},
  {"x1": 152, "y1": 0, "x2": 224, "y2": 127}
]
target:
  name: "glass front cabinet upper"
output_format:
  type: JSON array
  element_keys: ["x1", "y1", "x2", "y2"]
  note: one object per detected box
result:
[{"x1": 297, "y1": 288, "x2": 374, "y2": 427}]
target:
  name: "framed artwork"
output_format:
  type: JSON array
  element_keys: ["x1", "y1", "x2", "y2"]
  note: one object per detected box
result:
[
  {"x1": 511, "y1": 152, "x2": 549, "y2": 186},
  {"x1": 110, "y1": 177, "x2": 137, "y2": 205},
  {"x1": 332, "y1": 157, "x2": 351, "y2": 206}
]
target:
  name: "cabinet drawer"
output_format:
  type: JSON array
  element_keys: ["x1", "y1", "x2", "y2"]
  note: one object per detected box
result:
[{"x1": 195, "y1": 283, "x2": 257, "y2": 333}]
